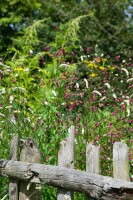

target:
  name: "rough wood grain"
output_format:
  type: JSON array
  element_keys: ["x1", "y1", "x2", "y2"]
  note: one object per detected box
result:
[
  {"x1": 57, "y1": 126, "x2": 75, "y2": 200},
  {"x1": 19, "y1": 138, "x2": 42, "y2": 200},
  {"x1": 113, "y1": 141, "x2": 130, "y2": 181},
  {"x1": 86, "y1": 143, "x2": 100, "y2": 200},
  {"x1": 86, "y1": 143, "x2": 100, "y2": 174},
  {"x1": 9, "y1": 135, "x2": 18, "y2": 200},
  {"x1": 0, "y1": 159, "x2": 133, "y2": 200}
]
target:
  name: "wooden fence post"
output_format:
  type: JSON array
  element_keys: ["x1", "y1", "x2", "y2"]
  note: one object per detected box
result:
[
  {"x1": 19, "y1": 138, "x2": 42, "y2": 200},
  {"x1": 57, "y1": 126, "x2": 75, "y2": 200},
  {"x1": 113, "y1": 140, "x2": 130, "y2": 181},
  {"x1": 86, "y1": 143, "x2": 100, "y2": 200},
  {"x1": 9, "y1": 135, "x2": 19, "y2": 200}
]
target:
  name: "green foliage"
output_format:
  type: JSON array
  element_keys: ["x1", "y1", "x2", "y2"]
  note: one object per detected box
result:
[{"x1": 0, "y1": 1, "x2": 133, "y2": 199}]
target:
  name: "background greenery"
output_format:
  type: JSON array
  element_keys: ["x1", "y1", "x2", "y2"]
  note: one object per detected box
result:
[{"x1": 0, "y1": 0, "x2": 133, "y2": 199}]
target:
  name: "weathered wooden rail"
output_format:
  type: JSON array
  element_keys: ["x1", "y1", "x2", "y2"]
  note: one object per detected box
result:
[{"x1": 0, "y1": 126, "x2": 133, "y2": 200}]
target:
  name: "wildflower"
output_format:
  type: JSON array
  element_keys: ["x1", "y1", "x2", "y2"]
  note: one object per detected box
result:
[
  {"x1": 122, "y1": 60, "x2": 126, "y2": 63},
  {"x1": 84, "y1": 78, "x2": 89, "y2": 88},
  {"x1": 127, "y1": 108, "x2": 130, "y2": 117},
  {"x1": 112, "y1": 93, "x2": 117, "y2": 98},
  {"x1": 29, "y1": 49, "x2": 33, "y2": 55},
  {"x1": 44, "y1": 100, "x2": 48, "y2": 105},
  {"x1": 75, "y1": 83, "x2": 79, "y2": 89},
  {"x1": 94, "y1": 57, "x2": 101, "y2": 62},
  {"x1": 24, "y1": 68, "x2": 29, "y2": 72},
  {"x1": 90, "y1": 73, "x2": 98, "y2": 77},
  {"x1": 93, "y1": 90, "x2": 102, "y2": 96},
  {"x1": 28, "y1": 108, "x2": 34, "y2": 114},
  {"x1": 81, "y1": 55, "x2": 86, "y2": 61},
  {"x1": 70, "y1": 102, "x2": 74, "y2": 105},
  {"x1": 88, "y1": 61, "x2": 97, "y2": 68},
  {"x1": 0, "y1": 88, "x2": 6, "y2": 94},
  {"x1": 115, "y1": 55, "x2": 120, "y2": 60},
  {"x1": 121, "y1": 68, "x2": 129, "y2": 76},
  {"x1": 14, "y1": 67, "x2": 24, "y2": 71},
  {"x1": 59, "y1": 64, "x2": 69, "y2": 68},
  {"x1": 124, "y1": 99, "x2": 130, "y2": 106},
  {"x1": 81, "y1": 127, "x2": 85, "y2": 134},
  {"x1": 62, "y1": 48, "x2": 66, "y2": 57},
  {"x1": 104, "y1": 83, "x2": 111, "y2": 89},
  {"x1": 11, "y1": 87, "x2": 26, "y2": 92},
  {"x1": 100, "y1": 96, "x2": 106, "y2": 101},
  {"x1": 127, "y1": 78, "x2": 133, "y2": 83},
  {"x1": 3, "y1": 69, "x2": 11, "y2": 74},
  {"x1": 45, "y1": 46, "x2": 50, "y2": 52},
  {"x1": 108, "y1": 65, "x2": 115, "y2": 70},
  {"x1": 0, "y1": 113, "x2": 5, "y2": 117},
  {"x1": 52, "y1": 90, "x2": 56, "y2": 97},
  {"x1": 71, "y1": 51, "x2": 75, "y2": 57},
  {"x1": 99, "y1": 66, "x2": 105, "y2": 70},
  {"x1": 9, "y1": 96, "x2": 14, "y2": 104}
]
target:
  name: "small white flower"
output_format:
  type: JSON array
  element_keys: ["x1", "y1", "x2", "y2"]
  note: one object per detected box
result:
[
  {"x1": 75, "y1": 139, "x2": 78, "y2": 144},
  {"x1": 9, "y1": 96, "x2": 14, "y2": 104},
  {"x1": 52, "y1": 90, "x2": 57, "y2": 97},
  {"x1": 0, "y1": 62, "x2": 10, "y2": 69},
  {"x1": 84, "y1": 78, "x2": 89, "y2": 88},
  {"x1": 15, "y1": 74, "x2": 18, "y2": 77},
  {"x1": 28, "y1": 108, "x2": 33, "y2": 114},
  {"x1": 115, "y1": 74, "x2": 118, "y2": 76},
  {"x1": 0, "y1": 113, "x2": 5, "y2": 117},
  {"x1": 81, "y1": 55, "x2": 84, "y2": 61},
  {"x1": 1, "y1": 194, "x2": 8, "y2": 200},
  {"x1": 14, "y1": 110, "x2": 20, "y2": 114},
  {"x1": 124, "y1": 99, "x2": 130, "y2": 106},
  {"x1": 12, "y1": 87, "x2": 26, "y2": 92},
  {"x1": 29, "y1": 49, "x2": 33, "y2": 55},
  {"x1": 81, "y1": 55, "x2": 87, "y2": 61},
  {"x1": 0, "y1": 88, "x2": 6, "y2": 94},
  {"x1": 121, "y1": 68, "x2": 129, "y2": 76},
  {"x1": 44, "y1": 101, "x2": 48, "y2": 105},
  {"x1": 24, "y1": 117, "x2": 31, "y2": 122},
  {"x1": 122, "y1": 60, "x2": 126, "y2": 63},
  {"x1": 24, "y1": 68, "x2": 29, "y2": 72},
  {"x1": 127, "y1": 108, "x2": 130, "y2": 117},
  {"x1": 104, "y1": 83, "x2": 111, "y2": 89},
  {"x1": 5, "y1": 105, "x2": 13, "y2": 109},
  {"x1": 81, "y1": 127, "x2": 85, "y2": 134},
  {"x1": 59, "y1": 64, "x2": 69, "y2": 68},
  {"x1": 101, "y1": 53, "x2": 104, "y2": 57},
  {"x1": 112, "y1": 93, "x2": 117, "y2": 98},
  {"x1": 27, "y1": 183, "x2": 32, "y2": 190},
  {"x1": 0, "y1": 130, "x2": 3, "y2": 139},
  {"x1": 3, "y1": 69, "x2": 11, "y2": 73},
  {"x1": 93, "y1": 90, "x2": 102, "y2": 96},
  {"x1": 100, "y1": 96, "x2": 106, "y2": 101},
  {"x1": 127, "y1": 78, "x2": 133, "y2": 83},
  {"x1": 120, "y1": 80, "x2": 123, "y2": 83},
  {"x1": 76, "y1": 82, "x2": 79, "y2": 89}
]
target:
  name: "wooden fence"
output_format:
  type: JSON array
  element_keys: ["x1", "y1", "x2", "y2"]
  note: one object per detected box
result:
[{"x1": 0, "y1": 126, "x2": 133, "y2": 200}]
